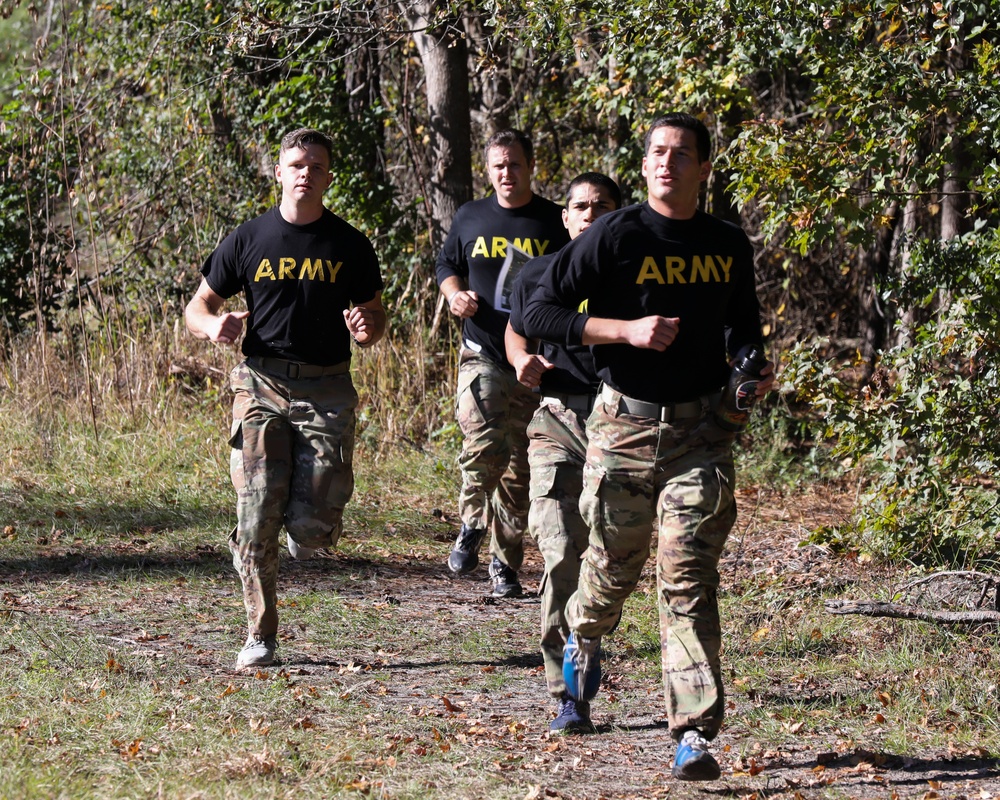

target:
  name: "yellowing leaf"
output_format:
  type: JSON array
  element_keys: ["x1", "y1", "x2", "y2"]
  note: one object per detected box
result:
[{"x1": 751, "y1": 626, "x2": 771, "y2": 641}]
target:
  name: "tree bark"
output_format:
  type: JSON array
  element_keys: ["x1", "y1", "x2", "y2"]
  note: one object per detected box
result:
[
  {"x1": 345, "y1": 38, "x2": 384, "y2": 187},
  {"x1": 855, "y1": 203, "x2": 896, "y2": 376},
  {"x1": 463, "y1": 12, "x2": 512, "y2": 137},
  {"x1": 401, "y1": 0, "x2": 473, "y2": 252}
]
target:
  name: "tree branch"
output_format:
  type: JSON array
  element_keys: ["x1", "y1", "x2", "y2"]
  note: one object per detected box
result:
[{"x1": 824, "y1": 599, "x2": 1000, "y2": 624}]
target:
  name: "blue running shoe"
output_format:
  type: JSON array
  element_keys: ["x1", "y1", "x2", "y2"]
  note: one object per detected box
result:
[
  {"x1": 672, "y1": 729, "x2": 721, "y2": 781},
  {"x1": 549, "y1": 696, "x2": 596, "y2": 735},
  {"x1": 562, "y1": 632, "x2": 601, "y2": 701}
]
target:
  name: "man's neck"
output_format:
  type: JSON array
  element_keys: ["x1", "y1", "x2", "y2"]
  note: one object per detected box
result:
[
  {"x1": 497, "y1": 192, "x2": 533, "y2": 210},
  {"x1": 647, "y1": 196, "x2": 698, "y2": 220},
  {"x1": 279, "y1": 199, "x2": 324, "y2": 226}
]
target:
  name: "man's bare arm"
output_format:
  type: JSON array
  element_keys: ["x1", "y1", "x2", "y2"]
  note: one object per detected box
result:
[
  {"x1": 184, "y1": 279, "x2": 248, "y2": 344},
  {"x1": 581, "y1": 315, "x2": 680, "y2": 351},
  {"x1": 344, "y1": 292, "x2": 387, "y2": 347}
]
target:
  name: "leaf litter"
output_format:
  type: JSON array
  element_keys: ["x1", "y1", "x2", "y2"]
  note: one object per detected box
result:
[{"x1": 4, "y1": 483, "x2": 1000, "y2": 798}]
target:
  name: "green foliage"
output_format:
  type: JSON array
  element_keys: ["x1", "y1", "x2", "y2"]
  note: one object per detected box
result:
[
  {"x1": 0, "y1": 4, "x2": 31, "y2": 103},
  {"x1": 503, "y1": 0, "x2": 1000, "y2": 353},
  {"x1": 726, "y1": 1, "x2": 1000, "y2": 249},
  {"x1": 0, "y1": 77, "x2": 77, "y2": 330},
  {"x1": 0, "y1": 139, "x2": 31, "y2": 324},
  {"x1": 734, "y1": 400, "x2": 839, "y2": 490},
  {"x1": 0, "y1": 0, "x2": 422, "y2": 334},
  {"x1": 785, "y1": 225, "x2": 1000, "y2": 565}
]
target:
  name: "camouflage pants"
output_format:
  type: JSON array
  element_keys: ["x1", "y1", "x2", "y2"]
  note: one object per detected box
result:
[
  {"x1": 456, "y1": 349, "x2": 539, "y2": 571},
  {"x1": 227, "y1": 360, "x2": 358, "y2": 638},
  {"x1": 527, "y1": 398, "x2": 590, "y2": 699},
  {"x1": 566, "y1": 387, "x2": 737, "y2": 740}
]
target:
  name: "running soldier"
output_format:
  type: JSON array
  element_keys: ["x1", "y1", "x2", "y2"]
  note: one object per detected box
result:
[
  {"x1": 505, "y1": 172, "x2": 621, "y2": 734},
  {"x1": 185, "y1": 128, "x2": 386, "y2": 669},
  {"x1": 521, "y1": 113, "x2": 774, "y2": 780},
  {"x1": 437, "y1": 129, "x2": 570, "y2": 597}
]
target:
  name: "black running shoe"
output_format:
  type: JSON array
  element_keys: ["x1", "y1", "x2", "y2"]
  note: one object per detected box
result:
[
  {"x1": 488, "y1": 555, "x2": 523, "y2": 597},
  {"x1": 447, "y1": 524, "x2": 486, "y2": 574}
]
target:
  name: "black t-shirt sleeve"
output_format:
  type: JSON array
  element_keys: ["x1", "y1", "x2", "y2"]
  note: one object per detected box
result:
[
  {"x1": 508, "y1": 254, "x2": 553, "y2": 336},
  {"x1": 201, "y1": 228, "x2": 246, "y2": 300},
  {"x1": 435, "y1": 206, "x2": 470, "y2": 287},
  {"x1": 721, "y1": 231, "x2": 763, "y2": 357},
  {"x1": 520, "y1": 230, "x2": 607, "y2": 346},
  {"x1": 348, "y1": 236, "x2": 384, "y2": 306}
]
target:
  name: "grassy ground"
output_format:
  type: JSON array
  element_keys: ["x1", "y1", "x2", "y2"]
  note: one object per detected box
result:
[{"x1": 3, "y1": 343, "x2": 1000, "y2": 799}]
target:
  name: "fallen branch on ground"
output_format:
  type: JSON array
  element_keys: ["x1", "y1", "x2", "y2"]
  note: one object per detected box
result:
[{"x1": 824, "y1": 599, "x2": 1000, "y2": 624}]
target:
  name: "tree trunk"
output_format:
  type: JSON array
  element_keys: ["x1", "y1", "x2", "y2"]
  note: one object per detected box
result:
[
  {"x1": 940, "y1": 125, "x2": 970, "y2": 242},
  {"x1": 463, "y1": 13, "x2": 513, "y2": 138},
  {"x1": 856, "y1": 203, "x2": 897, "y2": 374},
  {"x1": 402, "y1": 0, "x2": 473, "y2": 252},
  {"x1": 345, "y1": 39, "x2": 384, "y2": 188}
]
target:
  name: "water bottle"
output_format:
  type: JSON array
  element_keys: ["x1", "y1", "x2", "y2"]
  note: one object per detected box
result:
[{"x1": 715, "y1": 345, "x2": 767, "y2": 431}]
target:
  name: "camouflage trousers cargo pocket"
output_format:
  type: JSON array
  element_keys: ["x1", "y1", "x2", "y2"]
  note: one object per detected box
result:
[
  {"x1": 454, "y1": 350, "x2": 537, "y2": 566},
  {"x1": 229, "y1": 360, "x2": 358, "y2": 550}
]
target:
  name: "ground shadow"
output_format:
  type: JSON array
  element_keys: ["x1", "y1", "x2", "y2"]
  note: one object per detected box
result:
[
  {"x1": 708, "y1": 751, "x2": 1000, "y2": 799},
  {"x1": 0, "y1": 546, "x2": 456, "y2": 584}
]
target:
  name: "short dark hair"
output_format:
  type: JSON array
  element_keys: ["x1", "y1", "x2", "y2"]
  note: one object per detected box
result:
[
  {"x1": 644, "y1": 113, "x2": 712, "y2": 163},
  {"x1": 566, "y1": 172, "x2": 622, "y2": 209},
  {"x1": 484, "y1": 129, "x2": 534, "y2": 164},
  {"x1": 280, "y1": 128, "x2": 334, "y2": 164}
]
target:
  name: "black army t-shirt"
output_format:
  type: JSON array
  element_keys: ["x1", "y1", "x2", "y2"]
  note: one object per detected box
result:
[
  {"x1": 522, "y1": 204, "x2": 763, "y2": 403},
  {"x1": 508, "y1": 253, "x2": 598, "y2": 397},
  {"x1": 436, "y1": 194, "x2": 569, "y2": 367},
  {"x1": 202, "y1": 207, "x2": 384, "y2": 366}
]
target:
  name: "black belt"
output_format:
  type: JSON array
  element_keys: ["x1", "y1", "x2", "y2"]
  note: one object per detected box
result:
[
  {"x1": 602, "y1": 384, "x2": 716, "y2": 423},
  {"x1": 249, "y1": 356, "x2": 349, "y2": 379},
  {"x1": 541, "y1": 392, "x2": 596, "y2": 414}
]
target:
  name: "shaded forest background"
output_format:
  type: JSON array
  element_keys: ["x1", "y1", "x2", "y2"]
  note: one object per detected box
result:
[{"x1": 1, "y1": 0, "x2": 999, "y2": 566}]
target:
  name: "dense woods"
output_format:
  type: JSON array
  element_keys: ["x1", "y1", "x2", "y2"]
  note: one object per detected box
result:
[{"x1": 1, "y1": 0, "x2": 998, "y2": 564}]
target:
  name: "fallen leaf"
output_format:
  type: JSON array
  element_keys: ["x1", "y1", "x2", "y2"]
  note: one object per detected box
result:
[{"x1": 751, "y1": 625, "x2": 771, "y2": 641}]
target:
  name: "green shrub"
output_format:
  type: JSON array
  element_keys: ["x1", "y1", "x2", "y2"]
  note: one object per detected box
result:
[{"x1": 785, "y1": 225, "x2": 1000, "y2": 566}]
